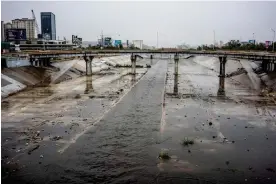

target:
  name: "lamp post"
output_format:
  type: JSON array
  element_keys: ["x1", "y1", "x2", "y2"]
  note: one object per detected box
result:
[{"x1": 271, "y1": 28, "x2": 275, "y2": 52}]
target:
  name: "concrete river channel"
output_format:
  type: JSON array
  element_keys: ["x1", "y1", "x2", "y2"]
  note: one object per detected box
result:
[{"x1": 1, "y1": 55, "x2": 276, "y2": 184}]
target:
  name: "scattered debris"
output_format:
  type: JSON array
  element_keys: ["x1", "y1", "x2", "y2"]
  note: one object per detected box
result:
[
  {"x1": 40, "y1": 155, "x2": 44, "y2": 158},
  {"x1": 50, "y1": 136, "x2": 63, "y2": 141},
  {"x1": 209, "y1": 122, "x2": 213, "y2": 126},
  {"x1": 182, "y1": 137, "x2": 194, "y2": 146},
  {"x1": 226, "y1": 161, "x2": 230, "y2": 165},
  {"x1": 75, "y1": 94, "x2": 81, "y2": 99},
  {"x1": 28, "y1": 145, "x2": 40, "y2": 155},
  {"x1": 159, "y1": 150, "x2": 171, "y2": 160},
  {"x1": 266, "y1": 168, "x2": 275, "y2": 173}
]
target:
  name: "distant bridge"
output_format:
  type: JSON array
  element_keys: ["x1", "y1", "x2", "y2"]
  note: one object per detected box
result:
[
  {"x1": 20, "y1": 50, "x2": 276, "y2": 61},
  {"x1": 3, "y1": 49, "x2": 275, "y2": 97}
]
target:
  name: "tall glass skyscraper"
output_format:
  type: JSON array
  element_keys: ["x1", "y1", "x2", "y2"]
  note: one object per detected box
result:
[{"x1": 41, "y1": 12, "x2": 56, "y2": 40}]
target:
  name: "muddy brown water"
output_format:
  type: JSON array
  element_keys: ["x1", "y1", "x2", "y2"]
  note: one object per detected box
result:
[{"x1": 2, "y1": 58, "x2": 276, "y2": 184}]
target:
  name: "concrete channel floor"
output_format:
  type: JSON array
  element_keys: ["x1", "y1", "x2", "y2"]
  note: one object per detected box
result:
[{"x1": 2, "y1": 58, "x2": 276, "y2": 184}]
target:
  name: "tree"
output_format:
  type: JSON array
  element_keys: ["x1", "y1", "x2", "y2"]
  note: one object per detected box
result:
[{"x1": 119, "y1": 44, "x2": 123, "y2": 49}]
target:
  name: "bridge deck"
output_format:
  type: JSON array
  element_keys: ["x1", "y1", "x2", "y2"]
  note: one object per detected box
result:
[{"x1": 2, "y1": 50, "x2": 276, "y2": 61}]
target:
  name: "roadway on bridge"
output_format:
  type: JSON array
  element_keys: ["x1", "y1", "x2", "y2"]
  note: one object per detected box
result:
[{"x1": 2, "y1": 57, "x2": 276, "y2": 183}]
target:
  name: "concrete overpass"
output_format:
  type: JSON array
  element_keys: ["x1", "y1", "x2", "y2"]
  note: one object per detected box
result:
[
  {"x1": 23, "y1": 50, "x2": 276, "y2": 61},
  {"x1": 5, "y1": 50, "x2": 275, "y2": 96}
]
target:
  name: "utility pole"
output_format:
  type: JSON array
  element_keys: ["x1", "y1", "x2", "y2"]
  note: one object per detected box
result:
[{"x1": 271, "y1": 28, "x2": 275, "y2": 52}]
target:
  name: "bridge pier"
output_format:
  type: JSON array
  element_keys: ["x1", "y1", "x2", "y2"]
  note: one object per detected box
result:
[
  {"x1": 46, "y1": 58, "x2": 51, "y2": 66},
  {"x1": 261, "y1": 59, "x2": 269, "y2": 72},
  {"x1": 217, "y1": 56, "x2": 227, "y2": 96},
  {"x1": 174, "y1": 53, "x2": 179, "y2": 94},
  {"x1": 30, "y1": 57, "x2": 34, "y2": 66},
  {"x1": 150, "y1": 55, "x2": 153, "y2": 59},
  {"x1": 131, "y1": 54, "x2": 136, "y2": 75},
  {"x1": 174, "y1": 53, "x2": 179, "y2": 75},
  {"x1": 84, "y1": 55, "x2": 94, "y2": 76},
  {"x1": 42, "y1": 59, "x2": 47, "y2": 66}
]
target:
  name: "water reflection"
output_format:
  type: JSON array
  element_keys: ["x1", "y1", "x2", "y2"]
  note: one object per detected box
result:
[
  {"x1": 84, "y1": 76, "x2": 93, "y2": 94},
  {"x1": 131, "y1": 74, "x2": 136, "y2": 85},
  {"x1": 173, "y1": 73, "x2": 178, "y2": 94}
]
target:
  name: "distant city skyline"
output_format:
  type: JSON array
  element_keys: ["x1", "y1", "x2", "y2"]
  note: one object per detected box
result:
[{"x1": 1, "y1": 1, "x2": 276, "y2": 47}]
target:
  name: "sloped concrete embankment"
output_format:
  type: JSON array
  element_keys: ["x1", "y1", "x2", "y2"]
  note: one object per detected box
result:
[
  {"x1": 191, "y1": 56, "x2": 265, "y2": 91},
  {"x1": 1, "y1": 55, "x2": 132, "y2": 99}
]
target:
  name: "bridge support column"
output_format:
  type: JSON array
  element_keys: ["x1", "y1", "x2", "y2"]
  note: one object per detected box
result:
[
  {"x1": 131, "y1": 54, "x2": 136, "y2": 75},
  {"x1": 270, "y1": 61, "x2": 274, "y2": 72},
  {"x1": 84, "y1": 55, "x2": 94, "y2": 76},
  {"x1": 46, "y1": 58, "x2": 51, "y2": 66},
  {"x1": 43, "y1": 59, "x2": 47, "y2": 66},
  {"x1": 34, "y1": 60, "x2": 38, "y2": 66},
  {"x1": 174, "y1": 53, "x2": 179, "y2": 94},
  {"x1": 174, "y1": 53, "x2": 179, "y2": 75},
  {"x1": 150, "y1": 55, "x2": 153, "y2": 59},
  {"x1": 262, "y1": 59, "x2": 268, "y2": 72},
  {"x1": 30, "y1": 57, "x2": 34, "y2": 66},
  {"x1": 267, "y1": 62, "x2": 270, "y2": 72},
  {"x1": 217, "y1": 56, "x2": 227, "y2": 96}
]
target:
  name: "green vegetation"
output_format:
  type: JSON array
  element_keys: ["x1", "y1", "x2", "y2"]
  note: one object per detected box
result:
[
  {"x1": 182, "y1": 137, "x2": 195, "y2": 146},
  {"x1": 158, "y1": 150, "x2": 171, "y2": 160},
  {"x1": 85, "y1": 44, "x2": 140, "y2": 50},
  {"x1": 197, "y1": 40, "x2": 276, "y2": 52}
]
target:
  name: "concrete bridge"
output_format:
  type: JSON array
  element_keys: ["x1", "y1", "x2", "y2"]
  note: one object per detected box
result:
[{"x1": 14, "y1": 50, "x2": 275, "y2": 96}]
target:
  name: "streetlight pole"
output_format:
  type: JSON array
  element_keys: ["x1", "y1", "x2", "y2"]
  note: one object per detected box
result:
[{"x1": 271, "y1": 28, "x2": 275, "y2": 52}]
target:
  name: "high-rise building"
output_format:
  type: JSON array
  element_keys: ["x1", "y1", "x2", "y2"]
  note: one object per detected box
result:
[
  {"x1": 4, "y1": 18, "x2": 35, "y2": 40},
  {"x1": 41, "y1": 12, "x2": 56, "y2": 40}
]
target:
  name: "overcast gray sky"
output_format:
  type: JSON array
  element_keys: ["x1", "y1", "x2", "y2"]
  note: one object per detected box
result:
[{"x1": 2, "y1": 1, "x2": 276, "y2": 47}]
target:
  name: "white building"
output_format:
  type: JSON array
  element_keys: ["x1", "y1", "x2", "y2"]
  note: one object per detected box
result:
[
  {"x1": 132, "y1": 40, "x2": 143, "y2": 49},
  {"x1": 4, "y1": 18, "x2": 36, "y2": 40}
]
